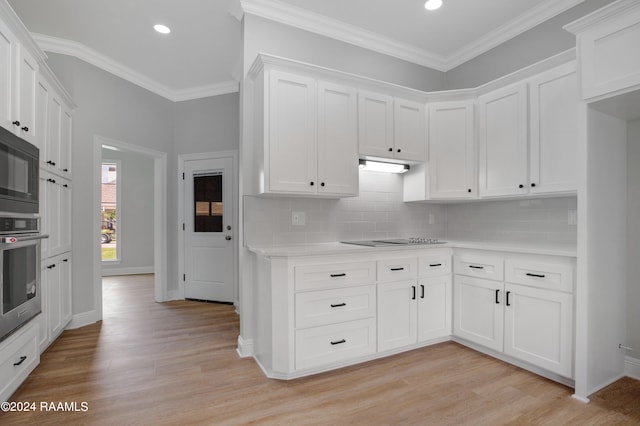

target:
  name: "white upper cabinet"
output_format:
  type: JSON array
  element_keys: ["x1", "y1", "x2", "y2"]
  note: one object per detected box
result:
[
  {"x1": 394, "y1": 99, "x2": 426, "y2": 161},
  {"x1": 428, "y1": 100, "x2": 476, "y2": 199},
  {"x1": 358, "y1": 90, "x2": 394, "y2": 158},
  {"x1": 0, "y1": 19, "x2": 38, "y2": 144},
  {"x1": 0, "y1": 19, "x2": 15, "y2": 132},
  {"x1": 267, "y1": 70, "x2": 317, "y2": 194},
  {"x1": 478, "y1": 82, "x2": 529, "y2": 198},
  {"x1": 529, "y1": 63, "x2": 579, "y2": 194},
  {"x1": 565, "y1": 0, "x2": 640, "y2": 101},
  {"x1": 317, "y1": 81, "x2": 358, "y2": 196},
  {"x1": 253, "y1": 64, "x2": 358, "y2": 197},
  {"x1": 16, "y1": 45, "x2": 37, "y2": 145},
  {"x1": 359, "y1": 91, "x2": 426, "y2": 162}
]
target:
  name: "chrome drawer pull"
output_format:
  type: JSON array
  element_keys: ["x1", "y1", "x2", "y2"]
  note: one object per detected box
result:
[
  {"x1": 330, "y1": 339, "x2": 346, "y2": 346},
  {"x1": 525, "y1": 273, "x2": 546, "y2": 278},
  {"x1": 330, "y1": 273, "x2": 346, "y2": 278},
  {"x1": 330, "y1": 303, "x2": 347, "y2": 308}
]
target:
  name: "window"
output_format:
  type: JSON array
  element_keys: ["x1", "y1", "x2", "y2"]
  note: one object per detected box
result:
[
  {"x1": 101, "y1": 162, "x2": 119, "y2": 261},
  {"x1": 194, "y1": 172, "x2": 223, "y2": 233}
]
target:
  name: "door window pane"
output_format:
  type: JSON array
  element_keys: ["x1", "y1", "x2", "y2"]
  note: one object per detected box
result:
[{"x1": 194, "y1": 173, "x2": 222, "y2": 232}]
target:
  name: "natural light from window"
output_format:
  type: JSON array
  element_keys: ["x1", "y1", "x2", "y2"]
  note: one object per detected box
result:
[{"x1": 101, "y1": 162, "x2": 119, "y2": 261}]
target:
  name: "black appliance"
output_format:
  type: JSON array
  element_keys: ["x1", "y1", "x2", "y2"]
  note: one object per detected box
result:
[{"x1": 0, "y1": 125, "x2": 39, "y2": 214}]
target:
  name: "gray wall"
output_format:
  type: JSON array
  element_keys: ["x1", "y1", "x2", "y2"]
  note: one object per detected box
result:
[
  {"x1": 101, "y1": 148, "x2": 155, "y2": 274},
  {"x1": 45, "y1": 53, "x2": 240, "y2": 317},
  {"x1": 445, "y1": 0, "x2": 616, "y2": 89},
  {"x1": 243, "y1": 14, "x2": 446, "y2": 92},
  {"x1": 627, "y1": 119, "x2": 640, "y2": 360}
]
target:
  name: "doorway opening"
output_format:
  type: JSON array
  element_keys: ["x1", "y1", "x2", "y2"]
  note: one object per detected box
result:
[
  {"x1": 93, "y1": 136, "x2": 167, "y2": 322},
  {"x1": 101, "y1": 161, "x2": 119, "y2": 261}
]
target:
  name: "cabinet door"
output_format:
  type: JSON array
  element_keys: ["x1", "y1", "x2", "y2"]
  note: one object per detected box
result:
[
  {"x1": 35, "y1": 80, "x2": 49, "y2": 155},
  {"x1": 377, "y1": 280, "x2": 417, "y2": 352},
  {"x1": 453, "y1": 275, "x2": 504, "y2": 352},
  {"x1": 16, "y1": 45, "x2": 38, "y2": 145},
  {"x1": 529, "y1": 63, "x2": 579, "y2": 194},
  {"x1": 358, "y1": 90, "x2": 393, "y2": 158},
  {"x1": 44, "y1": 259, "x2": 63, "y2": 339},
  {"x1": 46, "y1": 95, "x2": 62, "y2": 171},
  {"x1": 317, "y1": 81, "x2": 358, "y2": 196},
  {"x1": 394, "y1": 98, "x2": 426, "y2": 161},
  {"x1": 60, "y1": 180, "x2": 71, "y2": 252},
  {"x1": 267, "y1": 70, "x2": 316, "y2": 193},
  {"x1": 60, "y1": 106, "x2": 72, "y2": 177},
  {"x1": 418, "y1": 275, "x2": 452, "y2": 342},
  {"x1": 0, "y1": 20, "x2": 15, "y2": 131},
  {"x1": 428, "y1": 101, "x2": 476, "y2": 199},
  {"x1": 478, "y1": 83, "x2": 528, "y2": 197},
  {"x1": 503, "y1": 283, "x2": 573, "y2": 377},
  {"x1": 60, "y1": 255, "x2": 72, "y2": 327},
  {"x1": 45, "y1": 175, "x2": 62, "y2": 256}
]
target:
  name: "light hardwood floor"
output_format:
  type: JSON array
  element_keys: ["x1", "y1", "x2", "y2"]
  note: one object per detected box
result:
[{"x1": 1, "y1": 274, "x2": 639, "y2": 425}]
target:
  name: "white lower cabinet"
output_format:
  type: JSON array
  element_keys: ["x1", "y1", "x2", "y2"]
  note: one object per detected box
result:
[
  {"x1": 453, "y1": 252, "x2": 575, "y2": 378},
  {"x1": 377, "y1": 280, "x2": 418, "y2": 352},
  {"x1": 0, "y1": 321, "x2": 39, "y2": 402},
  {"x1": 418, "y1": 274, "x2": 452, "y2": 342},
  {"x1": 503, "y1": 283, "x2": 573, "y2": 377},
  {"x1": 40, "y1": 252, "x2": 72, "y2": 351}
]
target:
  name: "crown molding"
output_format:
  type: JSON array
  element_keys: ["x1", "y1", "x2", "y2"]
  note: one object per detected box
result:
[
  {"x1": 32, "y1": 33, "x2": 239, "y2": 102},
  {"x1": 241, "y1": 0, "x2": 584, "y2": 72},
  {"x1": 564, "y1": 0, "x2": 639, "y2": 34},
  {"x1": 446, "y1": 0, "x2": 585, "y2": 70},
  {"x1": 240, "y1": 0, "x2": 448, "y2": 72}
]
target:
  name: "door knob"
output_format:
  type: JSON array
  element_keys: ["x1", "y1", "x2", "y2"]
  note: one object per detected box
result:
[{"x1": 225, "y1": 235, "x2": 232, "y2": 241}]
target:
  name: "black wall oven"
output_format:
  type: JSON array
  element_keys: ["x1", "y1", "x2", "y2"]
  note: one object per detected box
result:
[
  {"x1": 0, "y1": 125, "x2": 39, "y2": 214},
  {"x1": 0, "y1": 215, "x2": 46, "y2": 343}
]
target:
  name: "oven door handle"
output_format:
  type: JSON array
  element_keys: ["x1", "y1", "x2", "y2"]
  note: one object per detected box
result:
[{"x1": 0, "y1": 234, "x2": 49, "y2": 244}]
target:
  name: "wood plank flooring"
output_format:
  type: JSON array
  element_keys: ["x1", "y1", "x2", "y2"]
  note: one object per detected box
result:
[{"x1": 1, "y1": 274, "x2": 639, "y2": 425}]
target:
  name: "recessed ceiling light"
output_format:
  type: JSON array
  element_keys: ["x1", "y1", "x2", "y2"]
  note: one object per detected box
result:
[
  {"x1": 154, "y1": 24, "x2": 171, "y2": 34},
  {"x1": 424, "y1": 0, "x2": 443, "y2": 11}
]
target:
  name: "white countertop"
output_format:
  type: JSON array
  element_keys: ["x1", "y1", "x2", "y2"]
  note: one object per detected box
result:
[{"x1": 246, "y1": 240, "x2": 577, "y2": 258}]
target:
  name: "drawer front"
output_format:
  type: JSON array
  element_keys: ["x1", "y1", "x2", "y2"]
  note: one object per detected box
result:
[
  {"x1": 0, "y1": 323, "x2": 40, "y2": 401},
  {"x1": 377, "y1": 257, "x2": 418, "y2": 282},
  {"x1": 295, "y1": 318, "x2": 376, "y2": 371},
  {"x1": 418, "y1": 254, "x2": 451, "y2": 277},
  {"x1": 296, "y1": 285, "x2": 376, "y2": 329},
  {"x1": 295, "y1": 262, "x2": 376, "y2": 291},
  {"x1": 454, "y1": 255, "x2": 504, "y2": 281},
  {"x1": 505, "y1": 259, "x2": 573, "y2": 293}
]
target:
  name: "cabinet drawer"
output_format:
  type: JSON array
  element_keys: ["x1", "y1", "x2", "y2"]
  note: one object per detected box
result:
[
  {"x1": 295, "y1": 261, "x2": 376, "y2": 291},
  {"x1": 505, "y1": 259, "x2": 573, "y2": 293},
  {"x1": 377, "y1": 258, "x2": 418, "y2": 282},
  {"x1": 454, "y1": 255, "x2": 503, "y2": 281},
  {"x1": 0, "y1": 322, "x2": 39, "y2": 401},
  {"x1": 418, "y1": 254, "x2": 451, "y2": 277},
  {"x1": 296, "y1": 285, "x2": 375, "y2": 329},
  {"x1": 295, "y1": 318, "x2": 376, "y2": 371}
]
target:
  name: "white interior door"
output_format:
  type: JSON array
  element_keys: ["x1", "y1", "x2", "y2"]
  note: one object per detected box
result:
[{"x1": 184, "y1": 157, "x2": 234, "y2": 302}]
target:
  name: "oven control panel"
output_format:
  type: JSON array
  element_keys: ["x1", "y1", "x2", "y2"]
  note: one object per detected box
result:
[{"x1": 0, "y1": 216, "x2": 39, "y2": 234}]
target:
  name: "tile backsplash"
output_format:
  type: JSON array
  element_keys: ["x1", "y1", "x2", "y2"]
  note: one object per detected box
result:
[
  {"x1": 244, "y1": 171, "x2": 446, "y2": 246},
  {"x1": 244, "y1": 171, "x2": 578, "y2": 247}
]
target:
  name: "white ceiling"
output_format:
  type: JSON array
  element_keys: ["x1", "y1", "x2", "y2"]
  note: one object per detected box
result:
[{"x1": 6, "y1": 0, "x2": 584, "y2": 102}]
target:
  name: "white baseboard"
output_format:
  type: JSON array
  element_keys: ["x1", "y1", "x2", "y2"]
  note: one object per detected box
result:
[
  {"x1": 237, "y1": 335, "x2": 254, "y2": 358},
  {"x1": 167, "y1": 289, "x2": 180, "y2": 301},
  {"x1": 625, "y1": 356, "x2": 640, "y2": 380},
  {"x1": 101, "y1": 266, "x2": 154, "y2": 277},
  {"x1": 66, "y1": 310, "x2": 100, "y2": 330}
]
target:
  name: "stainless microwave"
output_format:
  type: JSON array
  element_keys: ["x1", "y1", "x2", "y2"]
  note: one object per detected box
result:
[{"x1": 0, "y1": 126, "x2": 39, "y2": 214}]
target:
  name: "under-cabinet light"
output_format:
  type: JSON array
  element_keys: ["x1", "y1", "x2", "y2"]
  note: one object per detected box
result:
[{"x1": 359, "y1": 159, "x2": 410, "y2": 173}]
